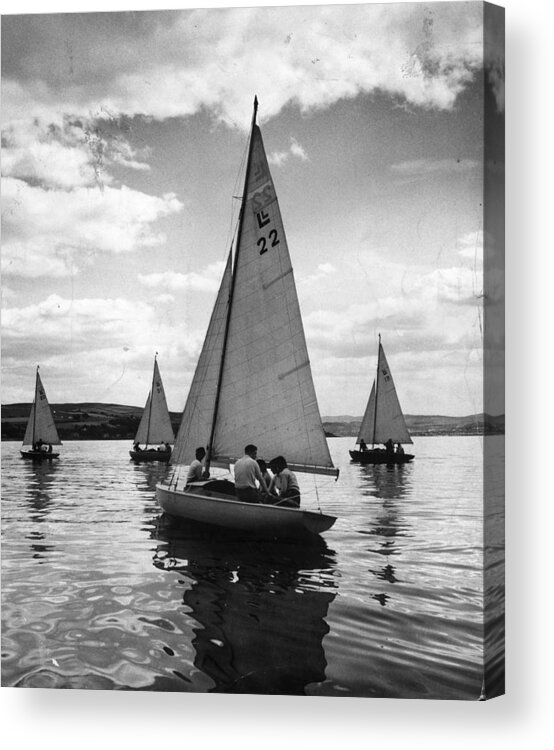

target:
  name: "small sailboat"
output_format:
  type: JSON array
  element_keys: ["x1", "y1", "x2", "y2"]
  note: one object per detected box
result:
[
  {"x1": 130, "y1": 354, "x2": 175, "y2": 463},
  {"x1": 20, "y1": 366, "x2": 62, "y2": 460},
  {"x1": 156, "y1": 97, "x2": 338, "y2": 537},
  {"x1": 349, "y1": 335, "x2": 414, "y2": 464}
]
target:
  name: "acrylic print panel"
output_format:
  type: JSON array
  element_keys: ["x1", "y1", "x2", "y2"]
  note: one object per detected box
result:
[{"x1": 1, "y1": 2, "x2": 505, "y2": 699}]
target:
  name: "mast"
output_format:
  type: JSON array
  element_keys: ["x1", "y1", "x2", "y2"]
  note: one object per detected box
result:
[
  {"x1": 372, "y1": 334, "x2": 381, "y2": 447},
  {"x1": 205, "y1": 96, "x2": 258, "y2": 473},
  {"x1": 145, "y1": 353, "x2": 157, "y2": 448}
]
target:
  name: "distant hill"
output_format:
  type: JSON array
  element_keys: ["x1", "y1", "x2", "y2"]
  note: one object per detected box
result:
[
  {"x1": 1, "y1": 402, "x2": 504, "y2": 441},
  {"x1": 322, "y1": 413, "x2": 504, "y2": 438},
  {"x1": 1, "y1": 402, "x2": 182, "y2": 441}
]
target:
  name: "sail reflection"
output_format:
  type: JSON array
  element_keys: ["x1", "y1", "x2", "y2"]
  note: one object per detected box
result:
[
  {"x1": 21, "y1": 459, "x2": 59, "y2": 523},
  {"x1": 357, "y1": 464, "x2": 413, "y2": 604},
  {"x1": 359, "y1": 462, "x2": 412, "y2": 500},
  {"x1": 152, "y1": 520, "x2": 337, "y2": 694}
]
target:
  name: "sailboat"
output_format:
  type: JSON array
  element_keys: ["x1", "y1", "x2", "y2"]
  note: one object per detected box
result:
[
  {"x1": 129, "y1": 354, "x2": 175, "y2": 463},
  {"x1": 20, "y1": 366, "x2": 62, "y2": 460},
  {"x1": 349, "y1": 335, "x2": 414, "y2": 464},
  {"x1": 156, "y1": 97, "x2": 338, "y2": 537}
]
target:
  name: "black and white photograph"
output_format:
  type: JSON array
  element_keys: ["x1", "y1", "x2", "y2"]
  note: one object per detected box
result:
[{"x1": 1, "y1": 0, "x2": 505, "y2": 709}]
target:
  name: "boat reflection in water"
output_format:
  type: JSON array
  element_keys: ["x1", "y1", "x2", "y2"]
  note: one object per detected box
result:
[
  {"x1": 152, "y1": 519, "x2": 338, "y2": 694},
  {"x1": 21, "y1": 459, "x2": 59, "y2": 560},
  {"x1": 357, "y1": 464, "x2": 413, "y2": 605}
]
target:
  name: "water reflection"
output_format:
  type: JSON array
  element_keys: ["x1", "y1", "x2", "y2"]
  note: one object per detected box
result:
[
  {"x1": 356, "y1": 464, "x2": 413, "y2": 605},
  {"x1": 152, "y1": 519, "x2": 337, "y2": 694},
  {"x1": 131, "y1": 461, "x2": 169, "y2": 495},
  {"x1": 359, "y1": 462, "x2": 412, "y2": 500},
  {"x1": 21, "y1": 460, "x2": 59, "y2": 523}
]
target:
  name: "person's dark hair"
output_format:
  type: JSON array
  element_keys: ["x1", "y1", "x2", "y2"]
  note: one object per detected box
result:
[
  {"x1": 269, "y1": 455, "x2": 287, "y2": 473},
  {"x1": 195, "y1": 447, "x2": 206, "y2": 460},
  {"x1": 244, "y1": 444, "x2": 257, "y2": 455},
  {"x1": 257, "y1": 459, "x2": 267, "y2": 473}
]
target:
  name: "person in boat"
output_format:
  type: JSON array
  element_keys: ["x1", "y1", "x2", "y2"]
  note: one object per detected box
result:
[
  {"x1": 186, "y1": 447, "x2": 209, "y2": 484},
  {"x1": 359, "y1": 439, "x2": 368, "y2": 452},
  {"x1": 267, "y1": 456, "x2": 301, "y2": 508},
  {"x1": 396, "y1": 443, "x2": 404, "y2": 455},
  {"x1": 163, "y1": 441, "x2": 171, "y2": 452},
  {"x1": 133, "y1": 442, "x2": 142, "y2": 452},
  {"x1": 257, "y1": 459, "x2": 272, "y2": 487},
  {"x1": 234, "y1": 444, "x2": 269, "y2": 503},
  {"x1": 47, "y1": 444, "x2": 53, "y2": 453},
  {"x1": 385, "y1": 438, "x2": 394, "y2": 456}
]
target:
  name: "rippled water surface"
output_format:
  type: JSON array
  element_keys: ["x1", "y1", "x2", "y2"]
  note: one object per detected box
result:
[{"x1": 1, "y1": 436, "x2": 504, "y2": 698}]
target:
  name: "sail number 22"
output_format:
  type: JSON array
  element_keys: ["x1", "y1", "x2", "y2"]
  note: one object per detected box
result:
[{"x1": 257, "y1": 228, "x2": 280, "y2": 255}]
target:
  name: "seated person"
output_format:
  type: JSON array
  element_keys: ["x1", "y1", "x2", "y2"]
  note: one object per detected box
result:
[
  {"x1": 396, "y1": 443, "x2": 404, "y2": 455},
  {"x1": 186, "y1": 447, "x2": 208, "y2": 484},
  {"x1": 268, "y1": 456, "x2": 301, "y2": 508},
  {"x1": 234, "y1": 444, "x2": 269, "y2": 503}
]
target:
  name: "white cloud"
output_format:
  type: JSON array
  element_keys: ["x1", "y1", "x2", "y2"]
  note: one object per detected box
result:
[
  {"x1": 1, "y1": 178, "x2": 183, "y2": 278},
  {"x1": 138, "y1": 261, "x2": 226, "y2": 293},
  {"x1": 391, "y1": 159, "x2": 480, "y2": 178},
  {"x1": 1, "y1": 117, "x2": 151, "y2": 191},
  {"x1": 1, "y1": 4, "x2": 488, "y2": 131},
  {"x1": 1, "y1": 293, "x2": 205, "y2": 406},
  {"x1": 268, "y1": 137, "x2": 309, "y2": 167},
  {"x1": 458, "y1": 230, "x2": 483, "y2": 262}
]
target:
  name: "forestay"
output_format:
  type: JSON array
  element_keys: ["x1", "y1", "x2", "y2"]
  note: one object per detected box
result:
[
  {"x1": 22, "y1": 370, "x2": 61, "y2": 446},
  {"x1": 357, "y1": 342, "x2": 413, "y2": 445}
]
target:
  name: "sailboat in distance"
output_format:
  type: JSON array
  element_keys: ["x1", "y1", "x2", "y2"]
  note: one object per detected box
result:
[
  {"x1": 349, "y1": 335, "x2": 414, "y2": 465},
  {"x1": 20, "y1": 366, "x2": 62, "y2": 460},
  {"x1": 156, "y1": 97, "x2": 338, "y2": 537},
  {"x1": 130, "y1": 354, "x2": 174, "y2": 463}
]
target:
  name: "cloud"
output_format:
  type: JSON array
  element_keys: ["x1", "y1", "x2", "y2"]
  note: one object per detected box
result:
[
  {"x1": 2, "y1": 116, "x2": 151, "y2": 190},
  {"x1": 1, "y1": 177, "x2": 183, "y2": 278},
  {"x1": 1, "y1": 4, "x2": 488, "y2": 131},
  {"x1": 1, "y1": 293, "x2": 206, "y2": 405},
  {"x1": 302, "y1": 254, "x2": 484, "y2": 363},
  {"x1": 391, "y1": 158, "x2": 480, "y2": 179},
  {"x1": 458, "y1": 230, "x2": 483, "y2": 261},
  {"x1": 138, "y1": 260, "x2": 226, "y2": 293},
  {"x1": 268, "y1": 137, "x2": 309, "y2": 167}
]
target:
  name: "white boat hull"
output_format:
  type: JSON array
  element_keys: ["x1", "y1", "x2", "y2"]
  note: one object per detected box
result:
[{"x1": 155, "y1": 483, "x2": 336, "y2": 537}]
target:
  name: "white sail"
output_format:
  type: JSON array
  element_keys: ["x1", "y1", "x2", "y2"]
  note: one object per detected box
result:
[
  {"x1": 172, "y1": 116, "x2": 334, "y2": 476},
  {"x1": 22, "y1": 369, "x2": 62, "y2": 446},
  {"x1": 357, "y1": 342, "x2": 413, "y2": 445},
  {"x1": 213, "y1": 124, "x2": 333, "y2": 474},
  {"x1": 170, "y1": 253, "x2": 232, "y2": 466},
  {"x1": 134, "y1": 358, "x2": 175, "y2": 445}
]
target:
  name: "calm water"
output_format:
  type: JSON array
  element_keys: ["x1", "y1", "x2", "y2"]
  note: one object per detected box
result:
[{"x1": 1, "y1": 436, "x2": 504, "y2": 698}]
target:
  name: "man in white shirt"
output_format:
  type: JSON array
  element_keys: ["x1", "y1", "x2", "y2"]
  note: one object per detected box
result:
[
  {"x1": 234, "y1": 444, "x2": 269, "y2": 503},
  {"x1": 186, "y1": 447, "x2": 208, "y2": 484}
]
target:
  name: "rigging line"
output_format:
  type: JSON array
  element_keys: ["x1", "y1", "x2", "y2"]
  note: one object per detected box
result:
[{"x1": 224, "y1": 135, "x2": 250, "y2": 257}]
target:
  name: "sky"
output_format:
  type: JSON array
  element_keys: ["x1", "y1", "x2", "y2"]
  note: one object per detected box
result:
[{"x1": 1, "y1": 1, "x2": 505, "y2": 417}]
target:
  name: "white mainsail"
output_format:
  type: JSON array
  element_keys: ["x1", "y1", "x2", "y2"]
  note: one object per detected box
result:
[
  {"x1": 134, "y1": 357, "x2": 174, "y2": 446},
  {"x1": 22, "y1": 369, "x2": 62, "y2": 447},
  {"x1": 171, "y1": 105, "x2": 335, "y2": 476},
  {"x1": 357, "y1": 341, "x2": 413, "y2": 446}
]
